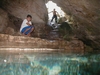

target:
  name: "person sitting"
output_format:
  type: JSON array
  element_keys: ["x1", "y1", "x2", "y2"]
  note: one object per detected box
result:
[{"x1": 20, "y1": 15, "x2": 34, "y2": 37}]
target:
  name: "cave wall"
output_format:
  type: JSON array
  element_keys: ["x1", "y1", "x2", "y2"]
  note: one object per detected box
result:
[
  {"x1": 51, "y1": 0, "x2": 100, "y2": 49},
  {"x1": 51, "y1": 0, "x2": 100, "y2": 34},
  {"x1": 0, "y1": 0, "x2": 48, "y2": 36},
  {"x1": 0, "y1": 8, "x2": 8, "y2": 33},
  {"x1": 0, "y1": 0, "x2": 48, "y2": 23},
  {"x1": 0, "y1": 0, "x2": 100, "y2": 49}
]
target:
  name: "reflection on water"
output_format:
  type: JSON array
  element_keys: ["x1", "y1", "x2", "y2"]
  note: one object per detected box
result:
[{"x1": 0, "y1": 52, "x2": 100, "y2": 75}]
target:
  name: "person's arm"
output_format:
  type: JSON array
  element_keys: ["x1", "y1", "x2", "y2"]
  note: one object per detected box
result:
[
  {"x1": 48, "y1": 11, "x2": 53, "y2": 14},
  {"x1": 26, "y1": 22, "x2": 32, "y2": 26}
]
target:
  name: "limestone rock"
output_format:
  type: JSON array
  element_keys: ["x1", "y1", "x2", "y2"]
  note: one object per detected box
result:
[
  {"x1": 0, "y1": 8, "x2": 8, "y2": 33},
  {"x1": 0, "y1": 0, "x2": 48, "y2": 23},
  {"x1": 0, "y1": 34, "x2": 84, "y2": 53},
  {"x1": 0, "y1": 0, "x2": 100, "y2": 49},
  {"x1": 51, "y1": 0, "x2": 100, "y2": 49},
  {"x1": 5, "y1": 27, "x2": 15, "y2": 35},
  {"x1": 0, "y1": 0, "x2": 48, "y2": 36}
]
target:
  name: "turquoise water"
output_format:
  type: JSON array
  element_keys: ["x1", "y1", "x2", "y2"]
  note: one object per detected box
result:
[{"x1": 0, "y1": 53, "x2": 100, "y2": 75}]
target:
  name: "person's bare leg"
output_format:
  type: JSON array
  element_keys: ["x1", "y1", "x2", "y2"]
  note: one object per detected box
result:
[
  {"x1": 27, "y1": 34, "x2": 31, "y2": 37},
  {"x1": 22, "y1": 28, "x2": 31, "y2": 36},
  {"x1": 30, "y1": 28, "x2": 34, "y2": 33},
  {"x1": 27, "y1": 28, "x2": 34, "y2": 37}
]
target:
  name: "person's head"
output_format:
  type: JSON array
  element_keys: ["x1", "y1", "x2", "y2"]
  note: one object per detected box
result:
[
  {"x1": 27, "y1": 15, "x2": 32, "y2": 21},
  {"x1": 53, "y1": 9, "x2": 55, "y2": 11}
]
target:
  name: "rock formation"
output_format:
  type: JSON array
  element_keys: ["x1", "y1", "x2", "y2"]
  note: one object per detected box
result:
[
  {"x1": 50, "y1": 0, "x2": 100, "y2": 50},
  {"x1": 0, "y1": 0, "x2": 100, "y2": 50},
  {"x1": 0, "y1": 8, "x2": 8, "y2": 33},
  {"x1": 0, "y1": 0, "x2": 48, "y2": 36},
  {"x1": 0, "y1": 34, "x2": 84, "y2": 53}
]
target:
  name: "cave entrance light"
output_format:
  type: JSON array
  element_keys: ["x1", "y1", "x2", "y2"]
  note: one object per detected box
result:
[{"x1": 46, "y1": 1, "x2": 65, "y2": 21}]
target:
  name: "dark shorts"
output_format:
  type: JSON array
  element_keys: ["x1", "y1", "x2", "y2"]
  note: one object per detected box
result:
[
  {"x1": 21, "y1": 26, "x2": 34, "y2": 35},
  {"x1": 51, "y1": 15, "x2": 57, "y2": 23}
]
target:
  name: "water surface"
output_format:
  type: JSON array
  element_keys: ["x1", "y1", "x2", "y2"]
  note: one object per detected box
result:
[{"x1": 0, "y1": 52, "x2": 100, "y2": 75}]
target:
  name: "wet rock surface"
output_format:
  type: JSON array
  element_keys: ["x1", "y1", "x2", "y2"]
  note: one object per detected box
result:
[{"x1": 0, "y1": 34, "x2": 84, "y2": 53}]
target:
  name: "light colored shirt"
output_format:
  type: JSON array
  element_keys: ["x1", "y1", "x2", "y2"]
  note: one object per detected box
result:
[{"x1": 20, "y1": 19, "x2": 32, "y2": 32}]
